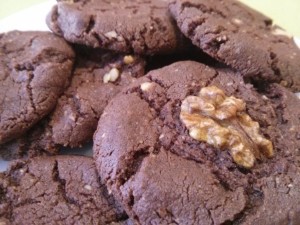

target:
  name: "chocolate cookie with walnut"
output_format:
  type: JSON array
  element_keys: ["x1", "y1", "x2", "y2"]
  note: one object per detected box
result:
[{"x1": 94, "y1": 61, "x2": 300, "y2": 224}]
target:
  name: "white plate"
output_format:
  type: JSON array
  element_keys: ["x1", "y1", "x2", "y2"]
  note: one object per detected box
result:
[
  {"x1": 0, "y1": 1, "x2": 300, "y2": 171},
  {"x1": 0, "y1": 1, "x2": 53, "y2": 33}
]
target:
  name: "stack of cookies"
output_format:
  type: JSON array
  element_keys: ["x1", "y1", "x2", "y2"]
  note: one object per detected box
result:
[{"x1": 1, "y1": 0, "x2": 300, "y2": 224}]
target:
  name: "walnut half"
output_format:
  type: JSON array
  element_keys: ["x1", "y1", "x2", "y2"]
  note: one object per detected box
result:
[{"x1": 180, "y1": 86, "x2": 273, "y2": 168}]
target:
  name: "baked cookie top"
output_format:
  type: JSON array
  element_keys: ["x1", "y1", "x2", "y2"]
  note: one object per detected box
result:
[
  {"x1": 0, "y1": 47, "x2": 145, "y2": 158},
  {"x1": 94, "y1": 61, "x2": 300, "y2": 224},
  {"x1": 0, "y1": 31, "x2": 75, "y2": 145},
  {"x1": 0, "y1": 118, "x2": 57, "y2": 160},
  {"x1": 0, "y1": 156, "x2": 129, "y2": 224},
  {"x1": 50, "y1": 47, "x2": 145, "y2": 148},
  {"x1": 169, "y1": 0, "x2": 300, "y2": 92},
  {"x1": 47, "y1": 0, "x2": 188, "y2": 55}
]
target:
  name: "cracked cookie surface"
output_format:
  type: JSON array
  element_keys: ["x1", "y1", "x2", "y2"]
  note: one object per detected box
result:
[
  {"x1": 169, "y1": 0, "x2": 300, "y2": 92},
  {"x1": 1, "y1": 47, "x2": 145, "y2": 157},
  {"x1": 0, "y1": 118, "x2": 58, "y2": 160},
  {"x1": 0, "y1": 31, "x2": 75, "y2": 145},
  {"x1": 93, "y1": 61, "x2": 300, "y2": 224},
  {"x1": 47, "y1": 0, "x2": 188, "y2": 55},
  {"x1": 49, "y1": 47, "x2": 145, "y2": 148},
  {"x1": 0, "y1": 156, "x2": 130, "y2": 225}
]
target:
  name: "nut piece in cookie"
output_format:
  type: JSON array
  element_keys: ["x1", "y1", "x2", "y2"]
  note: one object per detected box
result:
[
  {"x1": 48, "y1": 48, "x2": 145, "y2": 148},
  {"x1": 180, "y1": 86, "x2": 273, "y2": 168}
]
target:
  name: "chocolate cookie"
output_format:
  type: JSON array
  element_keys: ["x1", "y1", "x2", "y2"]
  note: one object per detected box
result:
[
  {"x1": 0, "y1": 118, "x2": 57, "y2": 161},
  {"x1": 0, "y1": 31, "x2": 75, "y2": 145},
  {"x1": 94, "y1": 61, "x2": 300, "y2": 224},
  {"x1": 169, "y1": 0, "x2": 300, "y2": 91},
  {"x1": 0, "y1": 156, "x2": 129, "y2": 224},
  {"x1": 49, "y1": 47, "x2": 145, "y2": 148},
  {"x1": 46, "y1": 0, "x2": 188, "y2": 55}
]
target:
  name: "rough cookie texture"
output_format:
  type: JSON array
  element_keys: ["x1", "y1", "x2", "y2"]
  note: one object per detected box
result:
[
  {"x1": 94, "y1": 61, "x2": 300, "y2": 224},
  {"x1": 0, "y1": 118, "x2": 57, "y2": 160},
  {"x1": 169, "y1": 0, "x2": 300, "y2": 91},
  {"x1": 0, "y1": 31, "x2": 75, "y2": 145},
  {"x1": 49, "y1": 47, "x2": 145, "y2": 148},
  {"x1": 46, "y1": 0, "x2": 189, "y2": 55},
  {"x1": 0, "y1": 156, "x2": 129, "y2": 224}
]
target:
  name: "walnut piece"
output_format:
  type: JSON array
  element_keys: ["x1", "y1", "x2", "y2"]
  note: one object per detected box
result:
[
  {"x1": 123, "y1": 55, "x2": 135, "y2": 64},
  {"x1": 140, "y1": 82, "x2": 154, "y2": 91},
  {"x1": 104, "y1": 31, "x2": 118, "y2": 39},
  {"x1": 103, "y1": 68, "x2": 120, "y2": 83},
  {"x1": 180, "y1": 86, "x2": 273, "y2": 168}
]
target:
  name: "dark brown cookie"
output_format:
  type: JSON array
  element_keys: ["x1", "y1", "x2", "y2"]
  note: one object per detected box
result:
[
  {"x1": 48, "y1": 47, "x2": 145, "y2": 148},
  {"x1": 1, "y1": 47, "x2": 145, "y2": 159},
  {"x1": 169, "y1": 0, "x2": 300, "y2": 92},
  {"x1": 0, "y1": 118, "x2": 57, "y2": 161},
  {"x1": 94, "y1": 61, "x2": 300, "y2": 224},
  {"x1": 0, "y1": 156, "x2": 129, "y2": 224},
  {"x1": 0, "y1": 31, "x2": 75, "y2": 145},
  {"x1": 46, "y1": 0, "x2": 188, "y2": 55}
]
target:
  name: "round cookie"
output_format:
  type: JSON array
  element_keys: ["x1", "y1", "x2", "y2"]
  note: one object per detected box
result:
[
  {"x1": 0, "y1": 31, "x2": 75, "y2": 145},
  {"x1": 46, "y1": 0, "x2": 188, "y2": 55},
  {"x1": 169, "y1": 0, "x2": 300, "y2": 92},
  {"x1": 94, "y1": 61, "x2": 300, "y2": 224},
  {"x1": 49, "y1": 47, "x2": 145, "y2": 148},
  {"x1": 0, "y1": 156, "x2": 129, "y2": 224}
]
